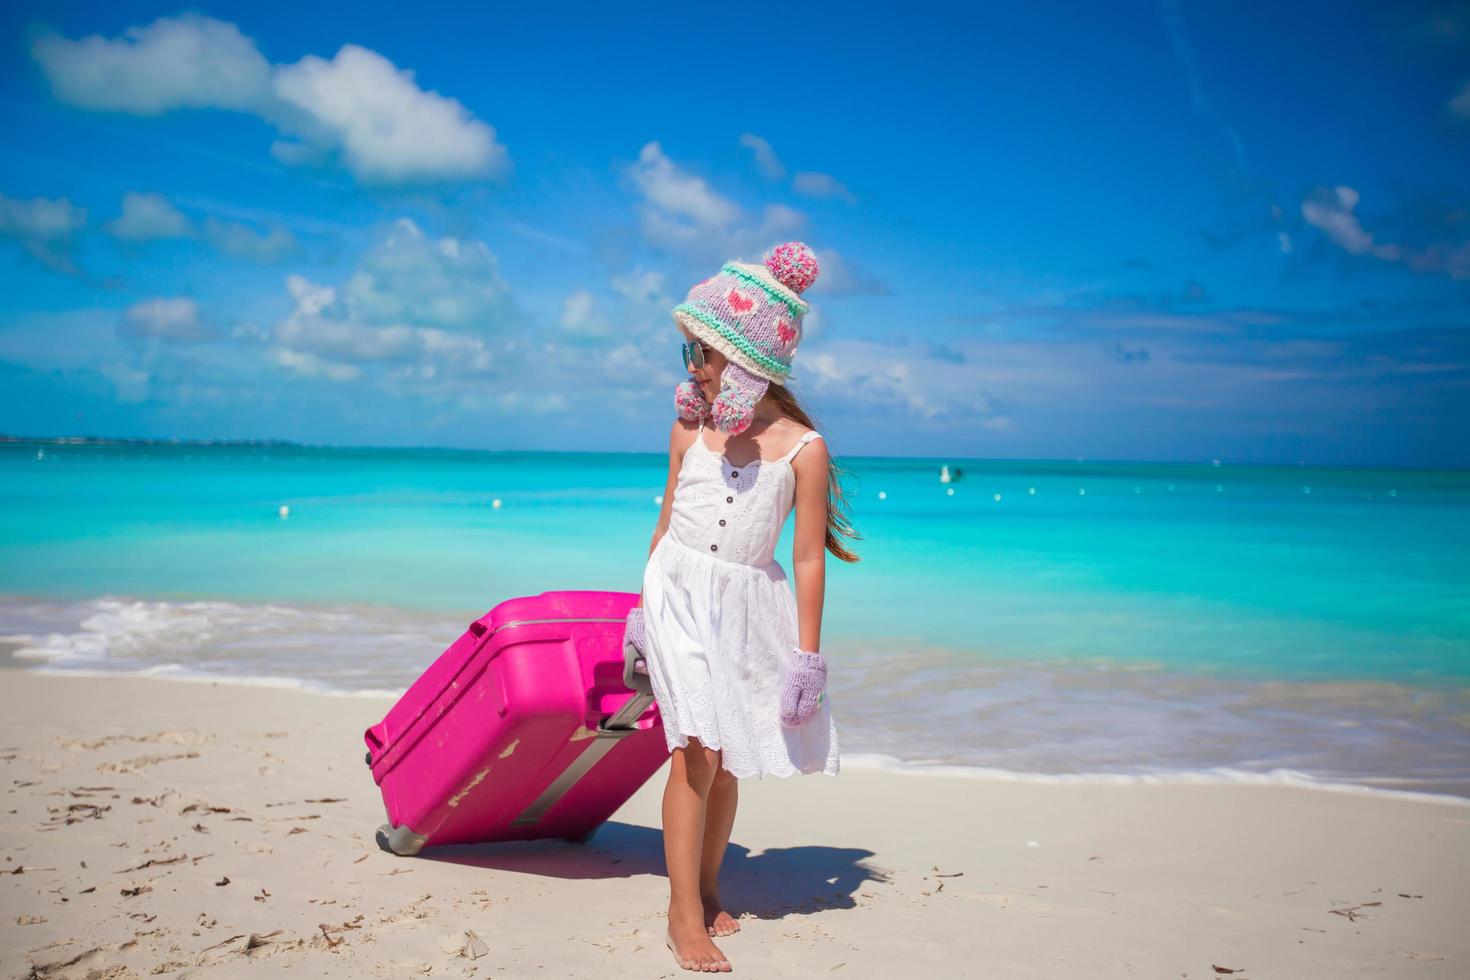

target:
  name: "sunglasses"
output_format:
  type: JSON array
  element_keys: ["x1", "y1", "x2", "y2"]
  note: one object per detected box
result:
[{"x1": 681, "y1": 340, "x2": 709, "y2": 371}]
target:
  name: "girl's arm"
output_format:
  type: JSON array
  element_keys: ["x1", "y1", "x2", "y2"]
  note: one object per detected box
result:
[
  {"x1": 636, "y1": 420, "x2": 693, "y2": 608},
  {"x1": 789, "y1": 435, "x2": 830, "y2": 652}
]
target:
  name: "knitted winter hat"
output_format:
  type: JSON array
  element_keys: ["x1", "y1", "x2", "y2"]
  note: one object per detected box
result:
[{"x1": 672, "y1": 242, "x2": 820, "y2": 434}]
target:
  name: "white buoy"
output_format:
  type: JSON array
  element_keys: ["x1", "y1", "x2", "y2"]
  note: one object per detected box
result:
[
  {"x1": 878, "y1": 491, "x2": 887, "y2": 501},
  {"x1": 654, "y1": 494, "x2": 664, "y2": 506},
  {"x1": 993, "y1": 493, "x2": 1001, "y2": 502},
  {"x1": 1078, "y1": 488, "x2": 1086, "y2": 496},
  {"x1": 946, "y1": 487, "x2": 955, "y2": 496},
  {"x1": 492, "y1": 498, "x2": 503, "y2": 509},
  {"x1": 278, "y1": 505, "x2": 290, "y2": 519},
  {"x1": 1027, "y1": 486, "x2": 1036, "y2": 495}
]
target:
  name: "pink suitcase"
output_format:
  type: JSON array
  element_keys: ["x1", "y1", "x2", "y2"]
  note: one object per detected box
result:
[{"x1": 363, "y1": 590, "x2": 666, "y2": 854}]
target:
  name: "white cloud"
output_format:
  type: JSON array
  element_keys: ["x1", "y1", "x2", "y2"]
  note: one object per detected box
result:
[
  {"x1": 271, "y1": 44, "x2": 508, "y2": 184},
  {"x1": 482, "y1": 389, "x2": 570, "y2": 415},
  {"x1": 624, "y1": 143, "x2": 812, "y2": 262},
  {"x1": 559, "y1": 289, "x2": 595, "y2": 329},
  {"x1": 202, "y1": 217, "x2": 295, "y2": 262},
  {"x1": 118, "y1": 297, "x2": 213, "y2": 343},
  {"x1": 268, "y1": 347, "x2": 361, "y2": 381},
  {"x1": 792, "y1": 171, "x2": 856, "y2": 203},
  {"x1": 1301, "y1": 185, "x2": 1469, "y2": 279},
  {"x1": 629, "y1": 141, "x2": 742, "y2": 234},
  {"x1": 30, "y1": 13, "x2": 272, "y2": 115},
  {"x1": 415, "y1": 328, "x2": 494, "y2": 371},
  {"x1": 30, "y1": 14, "x2": 508, "y2": 185},
  {"x1": 738, "y1": 133, "x2": 786, "y2": 180},
  {"x1": 265, "y1": 221, "x2": 514, "y2": 388},
  {"x1": 100, "y1": 362, "x2": 151, "y2": 402},
  {"x1": 799, "y1": 350, "x2": 842, "y2": 384},
  {"x1": 798, "y1": 305, "x2": 826, "y2": 342},
  {"x1": 1403, "y1": 239, "x2": 1470, "y2": 280},
  {"x1": 340, "y1": 219, "x2": 514, "y2": 328},
  {"x1": 788, "y1": 335, "x2": 1104, "y2": 425},
  {"x1": 274, "y1": 294, "x2": 420, "y2": 361},
  {"x1": 610, "y1": 268, "x2": 669, "y2": 307},
  {"x1": 0, "y1": 191, "x2": 87, "y2": 272},
  {"x1": 286, "y1": 271, "x2": 334, "y2": 312},
  {"x1": 102, "y1": 191, "x2": 296, "y2": 262},
  {"x1": 1301, "y1": 186, "x2": 1400, "y2": 261},
  {"x1": 796, "y1": 343, "x2": 955, "y2": 420},
  {"x1": 0, "y1": 191, "x2": 87, "y2": 242},
  {"x1": 558, "y1": 289, "x2": 616, "y2": 340},
  {"x1": 1451, "y1": 79, "x2": 1470, "y2": 118},
  {"x1": 105, "y1": 192, "x2": 194, "y2": 241},
  {"x1": 760, "y1": 203, "x2": 806, "y2": 239},
  {"x1": 599, "y1": 339, "x2": 672, "y2": 382}
]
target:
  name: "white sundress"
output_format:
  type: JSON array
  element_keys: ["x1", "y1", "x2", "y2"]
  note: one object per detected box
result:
[{"x1": 640, "y1": 420, "x2": 841, "y2": 779}]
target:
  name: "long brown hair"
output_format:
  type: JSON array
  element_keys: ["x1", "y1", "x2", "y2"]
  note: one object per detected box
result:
[{"x1": 766, "y1": 382, "x2": 863, "y2": 563}]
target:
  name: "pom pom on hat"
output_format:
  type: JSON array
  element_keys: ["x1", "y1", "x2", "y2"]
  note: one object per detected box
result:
[{"x1": 763, "y1": 241, "x2": 820, "y2": 294}]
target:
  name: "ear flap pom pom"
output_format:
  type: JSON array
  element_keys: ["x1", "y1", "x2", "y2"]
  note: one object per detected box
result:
[
  {"x1": 710, "y1": 362, "x2": 769, "y2": 435},
  {"x1": 675, "y1": 379, "x2": 712, "y2": 421}
]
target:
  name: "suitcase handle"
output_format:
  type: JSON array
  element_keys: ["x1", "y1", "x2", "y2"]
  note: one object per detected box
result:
[
  {"x1": 363, "y1": 728, "x2": 385, "y2": 766},
  {"x1": 510, "y1": 694, "x2": 656, "y2": 829}
]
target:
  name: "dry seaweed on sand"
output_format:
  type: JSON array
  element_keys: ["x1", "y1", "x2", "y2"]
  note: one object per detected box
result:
[{"x1": 1328, "y1": 900, "x2": 1382, "y2": 922}]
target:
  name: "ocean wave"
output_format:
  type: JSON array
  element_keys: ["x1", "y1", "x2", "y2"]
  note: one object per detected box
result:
[
  {"x1": 3, "y1": 593, "x2": 1468, "y2": 802},
  {"x1": 838, "y1": 753, "x2": 1470, "y2": 805}
]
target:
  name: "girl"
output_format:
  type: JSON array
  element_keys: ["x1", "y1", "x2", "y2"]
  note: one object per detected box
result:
[{"x1": 622, "y1": 241, "x2": 862, "y2": 973}]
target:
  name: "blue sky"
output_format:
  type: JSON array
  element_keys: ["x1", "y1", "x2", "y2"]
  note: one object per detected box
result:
[{"x1": 1, "y1": 1, "x2": 1467, "y2": 466}]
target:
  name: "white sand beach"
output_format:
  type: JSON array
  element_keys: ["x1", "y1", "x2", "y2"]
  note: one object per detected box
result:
[{"x1": 2, "y1": 667, "x2": 1467, "y2": 979}]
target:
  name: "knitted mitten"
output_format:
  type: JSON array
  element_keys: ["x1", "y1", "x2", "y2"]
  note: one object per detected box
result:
[
  {"x1": 779, "y1": 649, "x2": 827, "y2": 727},
  {"x1": 624, "y1": 607, "x2": 648, "y2": 674},
  {"x1": 710, "y1": 361, "x2": 770, "y2": 435},
  {"x1": 674, "y1": 380, "x2": 712, "y2": 422}
]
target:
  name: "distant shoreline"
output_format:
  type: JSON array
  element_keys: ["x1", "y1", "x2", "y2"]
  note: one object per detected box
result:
[{"x1": 6, "y1": 433, "x2": 1465, "y2": 473}]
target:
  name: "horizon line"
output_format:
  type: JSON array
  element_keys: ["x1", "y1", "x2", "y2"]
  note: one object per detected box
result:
[{"x1": 4, "y1": 433, "x2": 1466, "y2": 475}]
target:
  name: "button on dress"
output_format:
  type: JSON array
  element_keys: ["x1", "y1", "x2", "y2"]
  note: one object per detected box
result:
[{"x1": 640, "y1": 420, "x2": 841, "y2": 779}]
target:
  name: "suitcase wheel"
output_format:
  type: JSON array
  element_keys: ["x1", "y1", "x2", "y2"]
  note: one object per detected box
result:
[{"x1": 376, "y1": 822, "x2": 429, "y2": 856}]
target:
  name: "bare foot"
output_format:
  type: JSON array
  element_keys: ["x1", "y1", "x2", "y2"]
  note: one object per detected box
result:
[
  {"x1": 703, "y1": 893, "x2": 741, "y2": 936},
  {"x1": 666, "y1": 912, "x2": 732, "y2": 972}
]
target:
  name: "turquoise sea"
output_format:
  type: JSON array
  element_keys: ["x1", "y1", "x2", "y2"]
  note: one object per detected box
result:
[{"x1": 3, "y1": 438, "x2": 1468, "y2": 798}]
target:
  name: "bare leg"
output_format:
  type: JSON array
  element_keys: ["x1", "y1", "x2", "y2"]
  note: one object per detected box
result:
[
  {"x1": 700, "y1": 766, "x2": 741, "y2": 936},
  {"x1": 663, "y1": 738, "x2": 733, "y2": 972}
]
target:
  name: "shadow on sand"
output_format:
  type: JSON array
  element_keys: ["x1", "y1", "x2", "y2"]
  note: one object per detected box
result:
[{"x1": 407, "y1": 820, "x2": 885, "y2": 917}]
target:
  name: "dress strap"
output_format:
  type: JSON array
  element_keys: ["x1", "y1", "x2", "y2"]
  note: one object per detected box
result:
[{"x1": 779, "y1": 430, "x2": 823, "y2": 464}]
